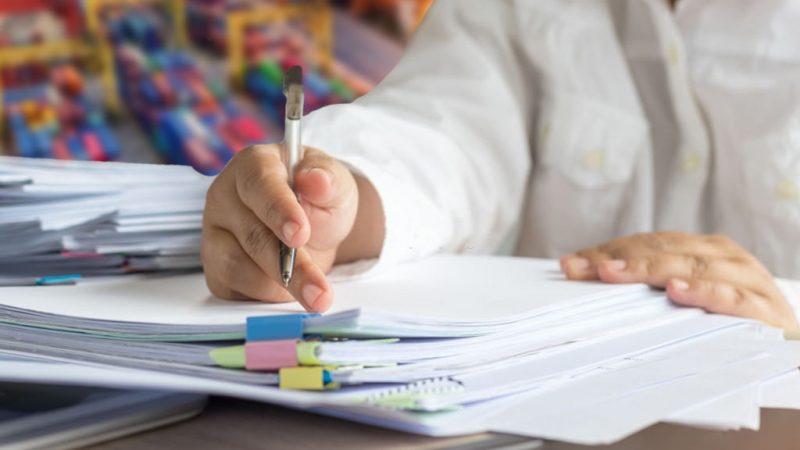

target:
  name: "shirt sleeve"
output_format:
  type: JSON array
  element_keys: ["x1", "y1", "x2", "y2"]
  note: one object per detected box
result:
[{"x1": 302, "y1": 0, "x2": 534, "y2": 277}]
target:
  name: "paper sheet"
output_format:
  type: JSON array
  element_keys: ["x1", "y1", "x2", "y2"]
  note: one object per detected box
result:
[
  {"x1": 485, "y1": 338, "x2": 800, "y2": 445},
  {"x1": 759, "y1": 369, "x2": 800, "y2": 409},
  {"x1": 0, "y1": 255, "x2": 643, "y2": 325}
]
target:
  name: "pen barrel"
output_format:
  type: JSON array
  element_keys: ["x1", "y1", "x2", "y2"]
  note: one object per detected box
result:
[{"x1": 283, "y1": 118, "x2": 303, "y2": 186}]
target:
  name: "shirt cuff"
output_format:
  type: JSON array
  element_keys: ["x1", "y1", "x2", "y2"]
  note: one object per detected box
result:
[
  {"x1": 776, "y1": 278, "x2": 800, "y2": 326},
  {"x1": 325, "y1": 154, "x2": 450, "y2": 279}
]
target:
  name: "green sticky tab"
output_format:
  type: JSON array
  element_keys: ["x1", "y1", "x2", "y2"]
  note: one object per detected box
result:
[
  {"x1": 209, "y1": 345, "x2": 246, "y2": 369},
  {"x1": 296, "y1": 341, "x2": 321, "y2": 366}
]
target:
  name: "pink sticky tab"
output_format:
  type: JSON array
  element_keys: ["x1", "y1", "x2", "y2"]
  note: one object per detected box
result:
[{"x1": 245, "y1": 340, "x2": 298, "y2": 371}]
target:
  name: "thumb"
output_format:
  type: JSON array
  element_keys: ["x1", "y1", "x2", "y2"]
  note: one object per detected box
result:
[
  {"x1": 294, "y1": 147, "x2": 358, "y2": 250},
  {"x1": 294, "y1": 147, "x2": 357, "y2": 209}
]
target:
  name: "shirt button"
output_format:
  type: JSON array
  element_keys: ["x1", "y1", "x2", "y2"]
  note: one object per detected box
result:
[
  {"x1": 540, "y1": 123, "x2": 551, "y2": 145},
  {"x1": 667, "y1": 42, "x2": 681, "y2": 66},
  {"x1": 775, "y1": 179, "x2": 799, "y2": 200},
  {"x1": 681, "y1": 153, "x2": 701, "y2": 172},
  {"x1": 582, "y1": 149, "x2": 605, "y2": 170}
]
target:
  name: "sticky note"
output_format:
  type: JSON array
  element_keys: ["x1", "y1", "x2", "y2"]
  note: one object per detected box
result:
[
  {"x1": 209, "y1": 345, "x2": 246, "y2": 369},
  {"x1": 279, "y1": 367, "x2": 332, "y2": 390},
  {"x1": 246, "y1": 313, "x2": 319, "y2": 341},
  {"x1": 245, "y1": 340, "x2": 298, "y2": 371}
]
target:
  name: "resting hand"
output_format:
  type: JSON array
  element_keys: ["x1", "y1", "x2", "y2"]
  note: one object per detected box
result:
[
  {"x1": 560, "y1": 232, "x2": 799, "y2": 331},
  {"x1": 202, "y1": 144, "x2": 362, "y2": 312}
]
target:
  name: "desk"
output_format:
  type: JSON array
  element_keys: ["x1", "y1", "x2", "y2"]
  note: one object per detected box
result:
[{"x1": 89, "y1": 397, "x2": 800, "y2": 450}]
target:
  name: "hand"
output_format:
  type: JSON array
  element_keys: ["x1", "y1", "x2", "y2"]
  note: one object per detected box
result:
[
  {"x1": 202, "y1": 144, "x2": 383, "y2": 312},
  {"x1": 560, "y1": 232, "x2": 799, "y2": 331}
]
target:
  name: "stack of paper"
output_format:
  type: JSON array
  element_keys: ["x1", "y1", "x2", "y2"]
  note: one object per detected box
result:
[
  {"x1": 0, "y1": 255, "x2": 799, "y2": 445},
  {"x1": 0, "y1": 156, "x2": 210, "y2": 284}
]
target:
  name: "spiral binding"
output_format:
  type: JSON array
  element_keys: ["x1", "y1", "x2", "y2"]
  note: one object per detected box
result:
[{"x1": 366, "y1": 377, "x2": 465, "y2": 411}]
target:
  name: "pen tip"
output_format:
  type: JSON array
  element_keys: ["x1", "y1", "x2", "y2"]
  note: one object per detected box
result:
[{"x1": 281, "y1": 273, "x2": 291, "y2": 287}]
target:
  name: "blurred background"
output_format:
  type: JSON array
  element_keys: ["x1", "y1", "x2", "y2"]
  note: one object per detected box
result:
[{"x1": 0, "y1": 0, "x2": 430, "y2": 174}]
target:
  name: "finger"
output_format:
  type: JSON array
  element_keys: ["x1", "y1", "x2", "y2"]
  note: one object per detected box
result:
[
  {"x1": 596, "y1": 254, "x2": 780, "y2": 296},
  {"x1": 220, "y1": 201, "x2": 332, "y2": 312},
  {"x1": 294, "y1": 148, "x2": 359, "y2": 250},
  {"x1": 233, "y1": 145, "x2": 310, "y2": 249},
  {"x1": 561, "y1": 248, "x2": 611, "y2": 280},
  {"x1": 202, "y1": 226, "x2": 293, "y2": 303},
  {"x1": 666, "y1": 278, "x2": 770, "y2": 323},
  {"x1": 286, "y1": 247, "x2": 334, "y2": 313}
]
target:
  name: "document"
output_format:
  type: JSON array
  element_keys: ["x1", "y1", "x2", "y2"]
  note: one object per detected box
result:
[
  {"x1": 0, "y1": 254, "x2": 798, "y2": 445},
  {"x1": 3, "y1": 155, "x2": 800, "y2": 444}
]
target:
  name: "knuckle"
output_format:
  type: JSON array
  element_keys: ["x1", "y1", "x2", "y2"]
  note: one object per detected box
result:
[
  {"x1": 219, "y1": 247, "x2": 244, "y2": 282},
  {"x1": 205, "y1": 276, "x2": 233, "y2": 300},
  {"x1": 295, "y1": 259, "x2": 318, "y2": 280},
  {"x1": 263, "y1": 192, "x2": 294, "y2": 226},
  {"x1": 639, "y1": 256, "x2": 657, "y2": 277},
  {"x1": 205, "y1": 178, "x2": 224, "y2": 207},
  {"x1": 689, "y1": 255, "x2": 709, "y2": 279},
  {"x1": 707, "y1": 234, "x2": 734, "y2": 247},
  {"x1": 731, "y1": 287, "x2": 749, "y2": 308},
  {"x1": 243, "y1": 223, "x2": 274, "y2": 255},
  {"x1": 241, "y1": 144, "x2": 277, "y2": 160},
  {"x1": 241, "y1": 167, "x2": 271, "y2": 194},
  {"x1": 260, "y1": 282, "x2": 293, "y2": 303},
  {"x1": 643, "y1": 233, "x2": 673, "y2": 252}
]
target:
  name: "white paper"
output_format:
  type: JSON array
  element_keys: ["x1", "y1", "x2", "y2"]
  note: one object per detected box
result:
[
  {"x1": 0, "y1": 255, "x2": 643, "y2": 326},
  {"x1": 487, "y1": 339, "x2": 800, "y2": 445},
  {"x1": 759, "y1": 369, "x2": 800, "y2": 409},
  {"x1": 667, "y1": 387, "x2": 760, "y2": 430}
]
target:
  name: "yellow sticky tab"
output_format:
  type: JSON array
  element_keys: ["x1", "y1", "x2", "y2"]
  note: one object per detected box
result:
[
  {"x1": 296, "y1": 341, "x2": 322, "y2": 365},
  {"x1": 280, "y1": 367, "x2": 328, "y2": 390}
]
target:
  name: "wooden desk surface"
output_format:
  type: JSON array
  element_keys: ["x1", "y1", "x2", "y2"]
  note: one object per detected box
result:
[{"x1": 89, "y1": 396, "x2": 800, "y2": 450}]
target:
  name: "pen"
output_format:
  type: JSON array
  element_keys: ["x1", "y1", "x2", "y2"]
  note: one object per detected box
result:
[{"x1": 280, "y1": 66, "x2": 304, "y2": 286}]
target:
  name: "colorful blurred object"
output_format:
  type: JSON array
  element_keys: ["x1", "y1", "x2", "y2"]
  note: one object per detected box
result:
[
  {"x1": 101, "y1": 4, "x2": 267, "y2": 174},
  {"x1": 3, "y1": 63, "x2": 121, "y2": 161},
  {"x1": 0, "y1": 0, "x2": 406, "y2": 170},
  {"x1": 191, "y1": 2, "x2": 370, "y2": 129}
]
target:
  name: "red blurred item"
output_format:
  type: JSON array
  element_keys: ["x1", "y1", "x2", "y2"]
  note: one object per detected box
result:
[
  {"x1": 51, "y1": 137, "x2": 71, "y2": 160},
  {"x1": 52, "y1": 65, "x2": 84, "y2": 97},
  {"x1": 216, "y1": 124, "x2": 245, "y2": 151},
  {"x1": 230, "y1": 116, "x2": 265, "y2": 142},
  {"x1": 151, "y1": 72, "x2": 175, "y2": 106},
  {"x1": 82, "y1": 132, "x2": 106, "y2": 161},
  {"x1": 184, "y1": 138, "x2": 220, "y2": 171}
]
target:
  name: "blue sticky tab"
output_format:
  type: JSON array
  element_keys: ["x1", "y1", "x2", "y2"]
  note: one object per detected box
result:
[
  {"x1": 36, "y1": 274, "x2": 81, "y2": 286},
  {"x1": 246, "y1": 313, "x2": 319, "y2": 341}
]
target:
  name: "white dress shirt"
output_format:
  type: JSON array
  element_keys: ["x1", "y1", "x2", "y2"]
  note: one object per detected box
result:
[{"x1": 302, "y1": 0, "x2": 800, "y2": 289}]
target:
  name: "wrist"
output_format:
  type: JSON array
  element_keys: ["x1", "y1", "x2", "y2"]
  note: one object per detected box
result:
[{"x1": 334, "y1": 173, "x2": 385, "y2": 265}]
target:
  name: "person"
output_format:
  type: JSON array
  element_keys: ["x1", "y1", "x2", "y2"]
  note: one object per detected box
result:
[{"x1": 202, "y1": 0, "x2": 800, "y2": 331}]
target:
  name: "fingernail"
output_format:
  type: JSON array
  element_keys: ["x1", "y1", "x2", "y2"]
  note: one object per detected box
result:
[
  {"x1": 302, "y1": 283, "x2": 323, "y2": 309},
  {"x1": 605, "y1": 259, "x2": 627, "y2": 272},
  {"x1": 672, "y1": 279, "x2": 690, "y2": 291},
  {"x1": 282, "y1": 221, "x2": 300, "y2": 242},
  {"x1": 569, "y1": 257, "x2": 590, "y2": 271}
]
